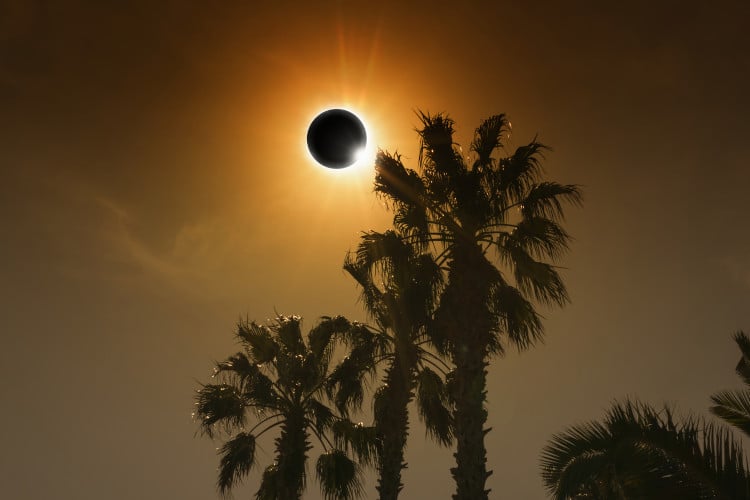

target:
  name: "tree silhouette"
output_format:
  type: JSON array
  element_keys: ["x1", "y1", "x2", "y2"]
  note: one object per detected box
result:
[
  {"x1": 711, "y1": 331, "x2": 750, "y2": 437},
  {"x1": 335, "y1": 229, "x2": 452, "y2": 500},
  {"x1": 540, "y1": 399, "x2": 750, "y2": 499},
  {"x1": 373, "y1": 111, "x2": 582, "y2": 499},
  {"x1": 194, "y1": 314, "x2": 366, "y2": 500}
]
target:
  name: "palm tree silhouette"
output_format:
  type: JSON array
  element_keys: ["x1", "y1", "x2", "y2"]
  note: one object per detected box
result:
[
  {"x1": 373, "y1": 111, "x2": 582, "y2": 499},
  {"x1": 540, "y1": 399, "x2": 750, "y2": 499},
  {"x1": 711, "y1": 331, "x2": 750, "y2": 437},
  {"x1": 194, "y1": 314, "x2": 365, "y2": 500},
  {"x1": 336, "y1": 229, "x2": 452, "y2": 500}
]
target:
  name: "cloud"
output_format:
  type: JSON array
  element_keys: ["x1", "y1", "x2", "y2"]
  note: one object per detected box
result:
[{"x1": 91, "y1": 195, "x2": 256, "y2": 300}]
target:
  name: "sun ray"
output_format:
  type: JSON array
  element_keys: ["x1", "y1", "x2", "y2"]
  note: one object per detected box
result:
[{"x1": 357, "y1": 8, "x2": 384, "y2": 107}]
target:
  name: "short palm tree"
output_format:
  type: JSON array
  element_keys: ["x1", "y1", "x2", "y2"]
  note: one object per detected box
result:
[
  {"x1": 373, "y1": 111, "x2": 582, "y2": 499},
  {"x1": 540, "y1": 399, "x2": 750, "y2": 499},
  {"x1": 334, "y1": 229, "x2": 452, "y2": 500},
  {"x1": 711, "y1": 331, "x2": 750, "y2": 437},
  {"x1": 194, "y1": 314, "x2": 365, "y2": 500}
]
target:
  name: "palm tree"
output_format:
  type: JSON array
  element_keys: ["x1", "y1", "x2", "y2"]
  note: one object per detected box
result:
[
  {"x1": 711, "y1": 331, "x2": 750, "y2": 437},
  {"x1": 194, "y1": 314, "x2": 366, "y2": 500},
  {"x1": 373, "y1": 111, "x2": 582, "y2": 499},
  {"x1": 540, "y1": 399, "x2": 750, "y2": 499},
  {"x1": 334, "y1": 229, "x2": 452, "y2": 500}
]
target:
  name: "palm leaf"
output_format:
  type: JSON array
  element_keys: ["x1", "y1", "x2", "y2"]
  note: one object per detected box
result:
[
  {"x1": 733, "y1": 331, "x2": 750, "y2": 386},
  {"x1": 520, "y1": 181, "x2": 583, "y2": 220},
  {"x1": 316, "y1": 449, "x2": 363, "y2": 500},
  {"x1": 355, "y1": 230, "x2": 412, "y2": 272},
  {"x1": 275, "y1": 315, "x2": 305, "y2": 354},
  {"x1": 711, "y1": 390, "x2": 750, "y2": 438},
  {"x1": 243, "y1": 369, "x2": 279, "y2": 411},
  {"x1": 489, "y1": 281, "x2": 544, "y2": 351},
  {"x1": 255, "y1": 464, "x2": 280, "y2": 500},
  {"x1": 541, "y1": 399, "x2": 750, "y2": 500},
  {"x1": 327, "y1": 354, "x2": 371, "y2": 415},
  {"x1": 374, "y1": 150, "x2": 425, "y2": 209},
  {"x1": 501, "y1": 239, "x2": 569, "y2": 307},
  {"x1": 506, "y1": 216, "x2": 571, "y2": 261},
  {"x1": 307, "y1": 397, "x2": 336, "y2": 433},
  {"x1": 332, "y1": 419, "x2": 380, "y2": 466},
  {"x1": 309, "y1": 315, "x2": 351, "y2": 362},
  {"x1": 393, "y1": 202, "x2": 430, "y2": 242},
  {"x1": 194, "y1": 383, "x2": 246, "y2": 437},
  {"x1": 495, "y1": 140, "x2": 548, "y2": 202},
  {"x1": 416, "y1": 111, "x2": 463, "y2": 180},
  {"x1": 214, "y1": 352, "x2": 258, "y2": 386},
  {"x1": 415, "y1": 367, "x2": 453, "y2": 446},
  {"x1": 217, "y1": 432, "x2": 256, "y2": 497},
  {"x1": 344, "y1": 254, "x2": 390, "y2": 330},
  {"x1": 470, "y1": 114, "x2": 509, "y2": 170},
  {"x1": 237, "y1": 321, "x2": 278, "y2": 364}
]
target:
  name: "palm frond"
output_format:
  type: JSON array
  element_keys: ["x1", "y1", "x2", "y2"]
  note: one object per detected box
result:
[
  {"x1": 520, "y1": 181, "x2": 583, "y2": 221},
  {"x1": 332, "y1": 419, "x2": 380, "y2": 466},
  {"x1": 372, "y1": 385, "x2": 393, "y2": 426},
  {"x1": 237, "y1": 320, "x2": 278, "y2": 364},
  {"x1": 243, "y1": 369, "x2": 279, "y2": 411},
  {"x1": 405, "y1": 253, "x2": 444, "y2": 323},
  {"x1": 316, "y1": 449, "x2": 363, "y2": 500},
  {"x1": 489, "y1": 282, "x2": 544, "y2": 351},
  {"x1": 344, "y1": 254, "x2": 391, "y2": 330},
  {"x1": 496, "y1": 140, "x2": 547, "y2": 200},
  {"x1": 194, "y1": 384, "x2": 246, "y2": 437},
  {"x1": 393, "y1": 202, "x2": 430, "y2": 243},
  {"x1": 309, "y1": 316, "x2": 352, "y2": 363},
  {"x1": 255, "y1": 464, "x2": 280, "y2": 500},
  {"x1": 214, "y1": 352, "x2": 257, "y2": 386},
  {"x1": 699, "y1": 423, "x2": 750, "y2": 498},
  {"x1": 327, "y1": 354, "x2": 371, "y2": 415},
  {"x1": 711, "y1": 390, "x2": 750, "y2": 438},
  {"x1": 501, "y1": 239, "x2": 569, "y2": 307},
  {"x1": 354, "y1": 230, "x2": 412, "y2": 275},
  {"x1": 374, "y1": 150, "x2": 426, "y2": 209},
  {"x1": 505, "y1": 216, "x2": 571, "y2": 261},
  {"x1": 733, "y1": 331, "x2": 750, "y2": 386},
  {"x1": 274, "y1": 315, "x2": 305, "y2": 354},
  {"x1": 416, "y1": 111, "x2": 463, "y2": 179},
  {"x1": 217, "y1": 432, "x2": 256, "y2": 497},
  {"x1": 470, "y1": 114, "x2": 509, "y2": 170},
  {"x1": 541, "y1": 399, "x2": 750, "y2": 500},
  {"x1": 307, "y1": 397, "x2": 336, "y2": 433},
  {"x1": 415, "y1": 367, "x2": 453, "y2": 446}
]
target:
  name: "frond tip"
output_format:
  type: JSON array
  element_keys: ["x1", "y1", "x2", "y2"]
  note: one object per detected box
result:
[
  {"x1": 217, "y1": 432, "x2": 256, "y2": 497},
  {"x1": 316, "y1": 449, "x2": 363, "y2": 500}
]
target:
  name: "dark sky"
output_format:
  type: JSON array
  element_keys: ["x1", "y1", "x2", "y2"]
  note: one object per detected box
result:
[{"x1": 2, "y1": 1, "x2": 750, "y2": 498}]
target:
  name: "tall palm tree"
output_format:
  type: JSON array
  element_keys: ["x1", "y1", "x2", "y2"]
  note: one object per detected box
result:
[
  {"x1": 540, "y1": 399, "x2": 750, "y2": 499},
  {"x1": 373, "y1": 111, "x2": 582, "y2": 499},
  {"x1": 334, "y1": 229, "x2": 452, "y2": 500},
  {"x1": 194, "y1": 314, "x2": 366, "y2": 500},
  {"x1": 711, "y1": 331, "x2": 750, "y2": 437}
]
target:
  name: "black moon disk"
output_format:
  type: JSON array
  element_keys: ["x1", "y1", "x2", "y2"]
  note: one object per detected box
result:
[{"x1": 306, "y1": 109, "x2": 367, "y2": 169}]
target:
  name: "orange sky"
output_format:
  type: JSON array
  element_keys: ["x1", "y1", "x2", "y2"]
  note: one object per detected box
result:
[{"x1": 2, "y1": 1, "x2": 750, "y2": 498}]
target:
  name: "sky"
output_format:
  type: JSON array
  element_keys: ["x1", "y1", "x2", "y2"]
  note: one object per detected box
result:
[{"x1": 2, "y1": 0, "x2": 750, "y2": 498}]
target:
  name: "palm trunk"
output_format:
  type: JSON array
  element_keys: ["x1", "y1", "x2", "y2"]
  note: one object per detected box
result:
[
  {"x1": 275, "y1": 407, "x2": 310, "y2": 500},
  {"x1": 440, "y1": 244, "x2": 495, "y2": 500},
  {"x1": 450, "y1": 342, "x2": 490, "y2": 500},
  {"x1": 376, "y1": 354, "x2": 413, "y2": 500}
]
